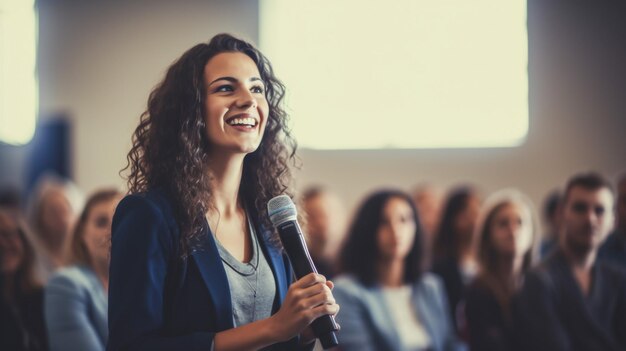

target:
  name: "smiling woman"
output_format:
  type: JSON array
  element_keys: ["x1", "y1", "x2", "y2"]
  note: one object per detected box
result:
[
  {"x1": 203, "y1": 52, "x2": 269, "y2": 155},
  {"x1": 108, "y1": 34, "x2": 339, "y2": 351}
]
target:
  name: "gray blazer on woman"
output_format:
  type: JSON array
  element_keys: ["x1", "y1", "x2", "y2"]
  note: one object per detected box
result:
[
  {"x1": 333, "y1": 273, "x2": 459, "y2": 351},
  {"x1": 45, "y1": 265, "x2": 108, "y2": 351}
]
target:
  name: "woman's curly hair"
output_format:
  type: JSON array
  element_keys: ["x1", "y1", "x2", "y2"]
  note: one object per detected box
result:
[{"x1": 123, "y1": 33, "x2": 296, "y2": 255}]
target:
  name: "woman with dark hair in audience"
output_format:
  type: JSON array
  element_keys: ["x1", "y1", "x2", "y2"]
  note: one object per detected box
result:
[
  {"x1": 108, "y1": 33, "x2": 338, "y2": 351},
  {"x1": 0, "y1": 209, "x2": 48, "y2": 351},
  {"x1": 464, "y1": 190, "x2": 538, "y2": 351},
  {"x1": 432, "y1": 187, "x2": 481, "y2": 333},
  {"x1": 45, "y1": 189, "x2": 122, "y2": 351},
  {"x1": 333, "y1": 190, "x2": 458, "y2": 351}
]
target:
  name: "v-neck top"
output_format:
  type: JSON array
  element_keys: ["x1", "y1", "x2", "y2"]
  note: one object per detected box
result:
[{"x1": 215, "y1": 216, "x2": 276, "y2": 327}]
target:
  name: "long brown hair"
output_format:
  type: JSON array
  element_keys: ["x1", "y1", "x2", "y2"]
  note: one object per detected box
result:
[
  {"x1": 339, "y1": 190, "x2": 424, "y2": 286},
  {"x1": 70, "y1": 189, "x2": 121, "y2": 268},
  {"x1": 474, "y1": 189, "x2": 538, "y2": 317},
  {"x1": 0, "y1": 209, "x2": 41, "y2": 300},
  {"x1": 123, "y1": 34, "x2": 296, "y2": 255}
]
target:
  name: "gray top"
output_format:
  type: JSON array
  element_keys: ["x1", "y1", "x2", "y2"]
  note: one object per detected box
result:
[{"x1": 216, "y1": 218, "x2": 276, "y2": 327}]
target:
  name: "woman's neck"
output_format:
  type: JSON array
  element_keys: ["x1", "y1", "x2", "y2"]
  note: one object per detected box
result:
[
  {"x1": 378, "y1": 258, "x2": 405, "y2": 288},
  {"x1": 42, "y1": 238, "x2": 68, "y2": 269},
  {"x1": 493, "y1": 255, "x2": 515, "y2": 282},
  {"x1": 207, "y1": 153, "x2": 245, "y2": 214},
  {"x1": 91, "y1": 259, "x2": 110, "y2": 292}
]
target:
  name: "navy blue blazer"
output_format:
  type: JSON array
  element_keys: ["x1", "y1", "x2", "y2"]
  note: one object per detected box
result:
[{"x1": 107, "y1": 190, "x2": 304, "y2": 351}]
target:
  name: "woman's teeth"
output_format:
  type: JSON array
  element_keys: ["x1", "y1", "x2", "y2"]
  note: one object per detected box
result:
[{"x1": 228, "y1": 117, "x2": 256, "y2": 127}]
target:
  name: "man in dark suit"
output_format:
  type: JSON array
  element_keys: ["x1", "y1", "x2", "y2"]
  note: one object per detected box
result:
[{"x1": 513, "y1": 172, "x2": 626, "y2": 351}]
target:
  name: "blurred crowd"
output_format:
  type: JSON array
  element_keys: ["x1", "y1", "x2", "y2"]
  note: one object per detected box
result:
[{"x1": 1, "y1": 170, "x2": 625, "y2": 351}]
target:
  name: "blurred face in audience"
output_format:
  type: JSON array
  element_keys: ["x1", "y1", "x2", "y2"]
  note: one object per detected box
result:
[
  {"x1": 455, "y1": 194, "x2": 481, "y2": 240},
  {"x1": 82, "y1": 196, "x2": 121, "y2": 267},
  {"x1": 489, "y1": 202, "x2": 533, "y2": 259},
  {"x1": 0, "y1": 212, "x2": 23, "y2": 274},
  {"x1": 303, "y1": 192, "x2": 346, "y2": 257},
  {"x1": 413, "y1": 187, "x2": 443, "y2": 237},
  {"x1": 561, "y1": 186, "x2": 614, "y2": 255},
  {"x1": 40, "y1": 188, "x2": 74, "y2": 239},
  {"x1": 377, "y1": 197, "x2": 417, "y2": 262}
]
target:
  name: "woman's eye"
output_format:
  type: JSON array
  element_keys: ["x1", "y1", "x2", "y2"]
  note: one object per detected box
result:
[
  {"x1": 251, "y1": 85, "x2": 264, "y2": 94},
  {"x1": 215, "y1": 85, "x2": 234, "y2": 93},
  {"x1": 94, "y1": 216, "x2": 110, "y2": 229}
]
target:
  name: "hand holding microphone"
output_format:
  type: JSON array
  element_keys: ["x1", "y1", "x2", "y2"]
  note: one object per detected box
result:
[{"x1": 268, "y1": 195, "x2": 340, "y2": 349}]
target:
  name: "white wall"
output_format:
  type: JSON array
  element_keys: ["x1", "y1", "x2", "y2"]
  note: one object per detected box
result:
[
  {"x1": 33, "y1": 0, "x2": 626, "y2": 215},
  {"x1": 36, "y1": 0, "x2": 259, "y2": 193}
]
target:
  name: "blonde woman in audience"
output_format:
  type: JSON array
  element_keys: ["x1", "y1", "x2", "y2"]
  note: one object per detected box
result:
[
  {"x1": 464, "y1": 189, "x2": 538, "y2": 351},
  {"x1": 28, "y1": 175, "x2": 82, "y2": 281},
  {"x1": 0, "y1": 209, "x2": 47, "y2": 351},
  {"x1": 333, "y1": 189, "x2": 458, "y2": 351},
  {"x1": 45, "y1": 189, "x2": 122, "y2": 351}
]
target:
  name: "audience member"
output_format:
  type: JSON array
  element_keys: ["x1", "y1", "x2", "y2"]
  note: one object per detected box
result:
[
  {"x1": 45, "y1": 189, "x2": 122, "y2": 351},
  {"x1": 513, "y1": 172, "x2": 626, "y2": 351},
  {"x1": 411, "y1": 184, "x2": 444, "y2": 270},
  {"x1": 0, "y1": 209, "x2": 48, "y2": 351},
  {"x1": 28, "y1": 175, "x2": 82, "y2": 281},
  {"x1": 333, "y1": 190, "x2": 458, "y2": 351},
  {"x1": 432, "y1": 186, "x2": 481, "y2": 332},
  {"x1": 464, "y1": 190, "x2": 538, "y2": 351},
  {"x1": 597, "y1": 173, "x2": 626, "y2": 268},
  {"x1": 539, "y1": 189, "x2": 561, "y2": 258},
  {"x1": 301, "y1": 186, "x2": 347, "y2": 279}
]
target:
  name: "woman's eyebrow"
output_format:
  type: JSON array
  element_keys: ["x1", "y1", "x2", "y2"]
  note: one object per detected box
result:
[
  {"x1": 208, "y1": 76, "x2": 263, "y2": 87},
  {"x1": 207, "y1": 76, "x2": 236, "y2": 87}
]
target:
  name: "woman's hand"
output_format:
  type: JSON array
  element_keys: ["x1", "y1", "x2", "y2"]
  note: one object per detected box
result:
[{"x1": 269, "y1": 273, "x2": 340, "y2": 342}]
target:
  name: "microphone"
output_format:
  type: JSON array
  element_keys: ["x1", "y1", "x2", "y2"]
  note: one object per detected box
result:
[{"x1": 267, "y1": 195, "x2": 339, "y2": 349}]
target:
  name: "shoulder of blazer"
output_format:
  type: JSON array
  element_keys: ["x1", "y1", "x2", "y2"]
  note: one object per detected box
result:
[
  {"x1": 112, "y1": 189, "x2": 181, "y2": 256},
  {"x1": 417, "y1": 272, "x2": 446, "y2": 294}
]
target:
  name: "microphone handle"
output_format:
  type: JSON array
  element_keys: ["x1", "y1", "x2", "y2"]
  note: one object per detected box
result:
[{"x1": 277, "y1": 221, "x2": 339, "y2": 349}]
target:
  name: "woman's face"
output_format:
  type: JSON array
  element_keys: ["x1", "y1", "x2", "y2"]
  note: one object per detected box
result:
[
  {"x1": 82, "y1": 197, "x2": 120, "y2": 267},
  {"x1": 0, "y1": 214, "x2": 24, "y2": 274},
  {"x1": 489, "y1": 202, "x2": 533, "y2": 259},
  {"x1": 377, "y1": 197, "x2": 417, "y2": 262},
  {"x1": 203, "y1": 52, "x2": 269, "y2": 156},
  {"x1": 40, "y1": 188, "x2": 74, "y2": 237},
  {"x1": 454, "y1": 195, "x2": 480, "y2": 239}
]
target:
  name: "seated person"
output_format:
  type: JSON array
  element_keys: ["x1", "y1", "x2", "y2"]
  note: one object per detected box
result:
[
  {"x1": 431, "y1": 187, "x2": 481, "y2": 334},
  {"x1": 301, "y1": 186, "x2": 347, "y2": 279},
  {"x1": 464, "y1": 189, "x2": 538, "y2": 351},
  {"x1": 513, "y1": 172, "x2": 626, "y2": 351},
  {"x1": 333, "y1": 189, "x2": 458, "y2": 351},
  {"x1": 45, "y1": 189, "x2": 122, "y2": 351},
  {"x1": 0, "y1": 209, "x2": 47, "y2": 351}
]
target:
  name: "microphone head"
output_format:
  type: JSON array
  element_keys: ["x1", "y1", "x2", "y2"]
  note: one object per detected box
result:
[{"x1": 267, "y1": 195, "x2": 298, "y2": 227}]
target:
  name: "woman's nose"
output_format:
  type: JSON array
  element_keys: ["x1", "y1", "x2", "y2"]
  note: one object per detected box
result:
[{"x1": 234, "y1": 89, "x2": 257, "y2": 109}]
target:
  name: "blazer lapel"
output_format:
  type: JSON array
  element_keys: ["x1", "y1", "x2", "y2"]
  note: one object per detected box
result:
[
  {"x1": 412, "y1": 282, "x2": 441, "y2": 350},
  {"x1": 191, "y1": 224, "x2": 234, "y2": 330},
  {"x1": 255, "y1": 222, "x2": 289, "y2": 307},
  {"x1": 367, "y1": 287, "x2": 402, "y2": 350}
]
